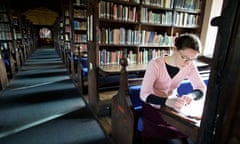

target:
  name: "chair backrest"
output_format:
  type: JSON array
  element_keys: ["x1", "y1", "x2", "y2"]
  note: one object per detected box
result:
[
  {"x1": 81, "y1": 57, "x2": 88, "y2": 68},
  {"x1": 129, "y1": 85, "x2": 142, "y2": 111},
  {"x1": 177, "y1": 76, "x2": 209, "y2": 96}
]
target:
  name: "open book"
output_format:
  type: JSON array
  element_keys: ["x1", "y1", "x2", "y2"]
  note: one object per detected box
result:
[{"x1": 165, "y1": 95, "x2": 205, "y2": 120}]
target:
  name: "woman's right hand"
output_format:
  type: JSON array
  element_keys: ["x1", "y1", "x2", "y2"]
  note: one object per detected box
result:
[
  {"x1": 175, "y1": 95, "x2": 193, "y2": 109},
  {"x1": 174, "y1": 97, "x2": 185, "y2": 109}
]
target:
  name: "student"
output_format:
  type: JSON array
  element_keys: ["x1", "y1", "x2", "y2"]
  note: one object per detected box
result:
[{"x1": 140, "y1": 34, "x2": 206, "y2": 144}]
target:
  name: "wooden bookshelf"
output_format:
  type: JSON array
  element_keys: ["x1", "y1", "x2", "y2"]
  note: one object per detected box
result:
[
  {"x1": 71, "y1": 0, "x2": 88, "y2": 90},
  {"x1": 54, "y1": 0, "x2": 72, "y2": 74},
  {"x1": 87, "y1": 0, "x2": 206, "y2": 115},
  {"x1": 11, "y1": 12, "x2": 27, "y2": 72},
  {"x1": 53, "y1": 16, "x2": 64, "y2": 57},
  {"x1": 0, "y1": 5, "x2": 17, "y2": 78},
  {"x1": 54, "y1": 0, "x2": 89, "y2": 93}
]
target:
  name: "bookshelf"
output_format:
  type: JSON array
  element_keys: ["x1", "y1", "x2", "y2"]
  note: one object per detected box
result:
[
  {"x1": 0, "y1": 5, "x2": 16, "y2": 78},
  {"x1": 53, "y1": 17, "x2": 62, "y2": 57},
  {"x1": 11, "y1": 12, "x2": 26, "y2": 71},
  {"x1": 72, "y1": 0, "x2": 88, "y2": 55},
  {"x1": 25, "y1": 20, "x2": 34, "y2": 58},
  {"x1": 71, "y1": 0, "x2": 88, "y2": 90},
  {"x1": 61, "y1": 1, "x2": 73, "y2": 74},
  {"x1": 87, "y1": 0, "x2": 206, "y2": 115},
  {"x1": 54, "y1": 0, "x2": 89, "y2": 92},
  {"x1": 56, "y1": 16, "x2": 65, "y2": 63}
]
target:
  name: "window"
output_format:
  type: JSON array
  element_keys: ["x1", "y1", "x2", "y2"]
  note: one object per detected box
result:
[
  {"x1": 39, "y1": 27, "x2": 51, "y2": 39},
  {"x1": 200, "y1": 0, "x2": 223, "y2": 57}
]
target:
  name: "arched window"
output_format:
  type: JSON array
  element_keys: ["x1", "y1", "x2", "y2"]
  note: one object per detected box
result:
[
  {"x1": 39, "y1": 27, "x2": 51, "y2": 39},
  {"x1": 39, "y1": 27, "x2": 52, "y2": 45}
]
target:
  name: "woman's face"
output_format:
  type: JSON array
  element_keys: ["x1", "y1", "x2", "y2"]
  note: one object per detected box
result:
[{"x1": 175, "y1": 48, "x2": 198, "y2": 68}]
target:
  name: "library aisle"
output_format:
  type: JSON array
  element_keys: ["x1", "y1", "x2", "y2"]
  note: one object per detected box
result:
[{"x1": 0, "y1": 47, "x2": 111, "y2": 144}]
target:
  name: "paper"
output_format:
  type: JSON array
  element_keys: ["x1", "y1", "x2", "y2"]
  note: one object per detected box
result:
[
  {"x1": 165, "y1": 96, "x2": 205, "y2": 118},
  {"x1": 180, "y1": 99, "x2": 205, "y2": 117}
]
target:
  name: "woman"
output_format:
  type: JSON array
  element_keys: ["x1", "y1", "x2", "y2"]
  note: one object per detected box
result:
[{"x1": 140, "y1": 34, "x2": 206, "y2": 144}]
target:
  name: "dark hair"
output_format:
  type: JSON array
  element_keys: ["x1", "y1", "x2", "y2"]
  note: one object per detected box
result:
[{"x1": 175, "y1": 34, "x2": 201, "y2": 52}]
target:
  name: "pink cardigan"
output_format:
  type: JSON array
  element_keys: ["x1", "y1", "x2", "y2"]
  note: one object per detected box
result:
[{"x1": 140, "y1": 56, "x2": 206, "y2": 102}]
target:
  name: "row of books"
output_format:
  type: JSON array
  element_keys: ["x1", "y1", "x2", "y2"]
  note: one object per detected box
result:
[
  {"x1": 73, "y1": 44, "x2": 87, "y2": 54},
  {"x1": 97, "y1": 28, "x2": 140, "y2": 45},
  {"x1": 173, "y1": 12, "x2": 199, "y2": 27},
  {"x1": 74, "y1": 34, "x2": 87, "y2": 43},
  {"x1": 97, "y1": 27, "x2": 175, "y2": 47},
  {"x1": 142, "y1": 0, "x2": 174, "y2": 8},
  {"x1": 175, "y1": 0, "x2": 201, "y2": 11},
  {"x1": 0, "y1": 32, "x2": 12, "y2": 41},
  {"x1": 73, "y1": 21, "x2": 87, "y2": 30},
  {"x1": 13, "y1": 33, "x2": 23, "y2": 40},
  {"x1": 0, "y1": 23, "x2": 11, "y2": 31},
  {"x1": 74, "y1": 0, "x2": 87, "y2": 6},
  {"x1": 117, "y1": 0, "x2": 140, "y2": 3},
  {"x1": 98, "y1": 2, "x2": 199, "y2": 26},
  {"x1": 98, "y1": 48, "x2": 171, "y2": 65},
  {"x1": 140, "y1": 8, "x2": 172, "y2": 25},
  {"x1": 142, "y1": 0, "x2": 200, "y2": 10},
  {"x1": 73, "y1": 9, "x2": 87, "y2": 19},
  {"x1": 98, "y1": 1, "x2": 138, "y2": 22}
]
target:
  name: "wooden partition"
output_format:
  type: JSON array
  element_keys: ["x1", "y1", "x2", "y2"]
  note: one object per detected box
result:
[
  {"x1": 111, "y1": 58, "x2": 135, "y2": 144},
  {"x1": 0, "y1": 54, "x2": 9, "y2": 90}
]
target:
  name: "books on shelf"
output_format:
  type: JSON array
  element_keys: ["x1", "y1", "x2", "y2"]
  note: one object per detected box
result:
[
  {"x1": 73, "y1": 20, "x2": 87, "y2": 30},
  {"x1": 99, "y1": 1, "x2": 138, "y2": 22},
  {"x1": 140, "y1": 7, "x2": 173, "y2": 25},
  {"x1": 73, "y1": 9, "x2": 87, "y2": 18},
  {"x1": 98, "y1": 48, "x2": 171, "y2": 65},
  {"x1": 74, "y1": 0, "x2": 87, "y2": 6},
  {"x1": 143, "y1": 0, "x2": 174, "y2": 8},
  {"x1": 73, "y1": 44, "x2": 87, "y2": 54},
  {"x1": 174, "y1": 0, "x2": 201, "y2": 11},
  {"x1": 91, "y1": 0, "x2": 204, "y2": 66},
  {"x1": 173, "y1": 12, "x2": 199, "y2": 27},
  {"x1": 74, "y1": 34, "x2": 87, "y2": 43},
  {"x1": 97, "y1": 27, "x2": 176, "y2": 47}
]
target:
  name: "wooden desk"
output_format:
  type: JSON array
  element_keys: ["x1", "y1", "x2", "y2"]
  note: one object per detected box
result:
[
  {"x1": 98, "y1": 64, "x2": 147, "y2": 74},
  {"x1": 98, "y1": 64, "x2": 146, "y2": 85},
  {"x1": 160, "y1": 106, "x2": 201, "y2": 143}
]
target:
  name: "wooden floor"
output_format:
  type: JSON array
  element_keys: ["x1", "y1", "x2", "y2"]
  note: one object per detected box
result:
[
  {"x1": 98, "y1": 116, "x2": 112, "y2": 137},
  {"x1": 71, "y1": 74, "x2": 114, "y2": 140},
  {"x1": 82, "y1": 93, "x2": 113, "y2": 138}
]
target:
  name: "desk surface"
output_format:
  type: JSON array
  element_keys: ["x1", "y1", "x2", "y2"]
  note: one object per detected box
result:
[
  {"x1": 98, "y1": 64, "x2": 147, "y2": 74},
  {"x1": 98, "y1": 60, "x2": 209, "y2": 73},
  {"x1": 160, "y1": 106, "x2": 201, "y2": 143}
]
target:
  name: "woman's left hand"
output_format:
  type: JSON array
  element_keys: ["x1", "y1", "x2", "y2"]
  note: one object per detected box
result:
[
  {"x1": 181, "y1": 95, "x2": 193, "y2": 105},
  {"x1": 174, "y1": 95, "x2": 193, "y2": 109}
]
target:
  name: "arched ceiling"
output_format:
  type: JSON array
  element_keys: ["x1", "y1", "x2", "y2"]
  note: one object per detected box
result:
[
  {"x1": 23, "y1": 7, "x2": 58, "y2": 26},
  {"x1": 6, "y1": 0, "x2": 62, "y2": 26}
]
